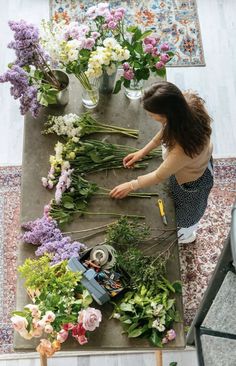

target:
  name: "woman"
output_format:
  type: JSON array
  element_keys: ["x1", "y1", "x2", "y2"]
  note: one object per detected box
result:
[{"x1": 110, "y1": 81, "x2": 213, "y2": 244}]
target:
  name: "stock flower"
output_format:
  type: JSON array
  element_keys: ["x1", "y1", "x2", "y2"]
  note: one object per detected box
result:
[
  {"x1": 55, "y1": 168, "x2": 74, "y2": 204},
  {"x1": 11, "y1": 315, "x2": 28, "y2": 332},
  {"x1": 78, "y1": 307, "x2": 102, "y2": 331}
]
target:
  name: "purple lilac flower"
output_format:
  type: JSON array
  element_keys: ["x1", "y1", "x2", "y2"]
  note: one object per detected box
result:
[
  {"x1": 8, "y1": 20, "x2": 47, "y2": 67},
  {"x1": 124, "y1": 69, "x2": 134, "y2": 80},
  {"x1": 22, "y1": 215, "x2": 63, "y2": 245},
  {"x1": 0, "y1": 65, "x2": 40, "y2": 118},
  {"x1": 160, "y1": 53, "x2": 170, "y2": 63},
  {"x1": 35, "y1": 236, "x2": 86, "y2": 264},
  {"x1": 155, "y1": 61, "x2": 165, "y2": 70},
  {"x1": 160, "y1": 42, "x2": 170, "y2": 51}
]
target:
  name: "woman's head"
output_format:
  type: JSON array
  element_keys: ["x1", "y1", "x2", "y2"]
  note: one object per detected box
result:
[{"x1": 142, "y1": 81, "x2": 212, "y2": 157}]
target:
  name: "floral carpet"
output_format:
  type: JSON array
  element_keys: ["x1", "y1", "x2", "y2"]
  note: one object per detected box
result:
[
  {"x1": 49, "y1": 0, "x2": 205, "y2": 67},
  {"x1": 0, "y1": 159, "x2": 235, "y2": 353}
]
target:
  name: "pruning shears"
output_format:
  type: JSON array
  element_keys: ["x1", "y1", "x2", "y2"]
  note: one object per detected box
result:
[{"x1": 157, "y1": 199, "x2": 168, "y2": 226}]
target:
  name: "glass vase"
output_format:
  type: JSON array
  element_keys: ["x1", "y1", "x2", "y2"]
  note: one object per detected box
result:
[
  {"x1": 124, "y1": 79, "x2": 144, "y2": 100},
  {"x1": 81, "y1": 80, "x2": 99, "y2": 109},
  {"x1": 99, "y1": 68, "x2": 117, "y2": 95}
]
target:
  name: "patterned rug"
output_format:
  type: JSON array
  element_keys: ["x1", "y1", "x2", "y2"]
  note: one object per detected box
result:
[
  {"x1": 0, "y1": 159, "x2": 235, "y2": 353},
  {"x1": 49, "y1": 0, "x2": 205, "y2": 67}
]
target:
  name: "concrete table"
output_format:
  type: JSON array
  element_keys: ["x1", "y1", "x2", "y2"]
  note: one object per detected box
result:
[{"x1": 15, "y1": 75, "x2": 185, "y2": 350}]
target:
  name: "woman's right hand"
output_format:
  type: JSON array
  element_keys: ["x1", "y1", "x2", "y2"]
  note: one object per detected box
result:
[{"x1": 123, "y1": 150, "x2": 144, "y2": 168}]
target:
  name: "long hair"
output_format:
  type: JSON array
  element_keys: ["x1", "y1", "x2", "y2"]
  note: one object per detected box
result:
[{"x1": 142, "y1": 81, "x2": 212, "y2": 158}]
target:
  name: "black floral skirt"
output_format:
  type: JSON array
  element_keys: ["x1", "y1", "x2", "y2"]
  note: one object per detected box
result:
[{"x1": 169, "y1": 161, "x2": 214, "y2": 228}]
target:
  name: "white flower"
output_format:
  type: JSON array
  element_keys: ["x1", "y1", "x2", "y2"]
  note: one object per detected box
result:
[
  {"x1": 106, "y1": 63, "x2": 117, "y2": 75},
  {"x1": 152, "y1": 319, "x2": 166, "y2": 332},
  {"x1": 43, "y1": 311, "x2": 56, "y2": 323},
  {"x1": 67, "y1": 49, "x2": 79, "y2": 62},
  {"x1": 103, "y1": 37, "x2": 119, "y2": 48},
  {"x1": 44, "y1": 324, "x2": 54, "y2": 333},
  {"x1": 112, "y1": 313, "x2": 121, "y2": 319}
]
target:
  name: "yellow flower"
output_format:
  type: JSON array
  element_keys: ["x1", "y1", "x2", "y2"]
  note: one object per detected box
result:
[{"x1": 69, "y1": 152, "x2": 76, "y2": 159}]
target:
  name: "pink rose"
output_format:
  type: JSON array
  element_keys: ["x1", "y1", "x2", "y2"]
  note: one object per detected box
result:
[
  {"x1": 107, "y1": 21, "x2": 117, "y2": 30},
  {"x1": 63, "y1": 322, "x2": 74, "y2": 331},
  {"x1": 167, "y1": 329, "x2": 176, "y2": 341},
  {"x1": 11, "y1": 315, "x2": 28, "y2": 332},
  {"x1": 162, "y1": 337, "x2": 168, "y2": 344},
  {"x1": 122, "y1": 62, "x2": 130, "y2": 71},
  {"x1": 79, "y1": 307, "x2": 102, "y2": 331},
  {"x1": 24, "y1": 304, "x2": 41, "y2": 318},
  {"x1": 124, "y1": 69, "x2": 134, "y2": 80},
  {"x1": 57, "y1": 329, "x2": 69, "y2": 343},
  {"x1": 44, "y1": 324, "x2": 54, "y2": 333},
  {"x1": 78, "y1": 335, "x2": 88, "y2": 345},
  {"x1": 155, "y1": 61, "x2": 165, "y2": 69},
  {"x1": 160, "y1": 53, "x2": 170, "y2": 63},
  {"x1": 152, "y1": 48, "x2": 160, "y2": 57},
  {"x1": 160, "y1": 42, "x2": 170, "y2": 51},
  {"x1": 43, "y1": 311, "x2": 55, "y2": 323}
]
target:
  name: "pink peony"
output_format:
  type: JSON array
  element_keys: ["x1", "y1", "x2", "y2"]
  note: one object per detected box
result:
[
  {"x1": 57, "y1": 329, "x2": 69, "y2": 343},
  {"x1": 167, "y1": 329, "x2": 176, "y2": 341},
  {"x1": 124, "y1": 69, "x2": 134, "y2": 80},
  {"x1": 144, "y1": 36, "x2": 157, "y2": 46},
  {"x1": 160, "y1": 53, "x2": 170, "y2": 63},
  {"x1": 160, "y1": 42, "x2": 170, "y2": 51},
  {"x1": 79, "y1": 307, "x2": 102, "y2": 332},
  {"x1": 155, "y1": 61, "x2": 165, "y2": 69},
  {"x1": 144, "y1": 44, "x2": 154, "y2": 54},
  {"x1": 11, "y1": 315, "x2": 28, "y2": 332}
]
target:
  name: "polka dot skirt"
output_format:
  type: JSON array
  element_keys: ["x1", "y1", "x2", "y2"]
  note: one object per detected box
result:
[{"x1": 170, "y1": 162, "x2": 214, "y2": 228}]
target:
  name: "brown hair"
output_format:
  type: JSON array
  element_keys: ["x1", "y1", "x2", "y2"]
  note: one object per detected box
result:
[{"x1": 142, "y1": 81, "x2": 212, "y2": 158}]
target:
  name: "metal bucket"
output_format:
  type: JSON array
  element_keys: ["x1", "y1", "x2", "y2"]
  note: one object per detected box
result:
[{"x1": 53, "y1": 69, "x2": 69, "y2": 106}]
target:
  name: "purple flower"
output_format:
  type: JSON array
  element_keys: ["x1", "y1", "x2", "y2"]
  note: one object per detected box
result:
[
  {"x1": 144, "y1": 36, "x2": 157, "y2": 46},
  {"x1": 113, "y1": 10, "x2": 124, "y2": 21},
  {"x1": 8, "y1": 20, "x2": 47, "y2": 67},
  {"x1": 91, "y1": 32, "x2": 100, "y2": 40},
  {"x1": 0, "y1": 65, "x2": 40, "y2": 118},
  {"x1": 166, "y1": 329, "x2": 176, "y2": 341},
  {"x1": 155, "y1": 61, "x2": 165, "y2": 70},
  {"x1": 22, "y1": 216, "x2": 62, "y2": 245},
  {"x1": 160, "y1": 42, "x2": 170, "y2": 51},
  {"x1": 124, "y1": 69, "x2": 134, "y2": 80},
  {"x1": 160, "y1": 53, "x2": 170, "y2": 63},
  {"x1": 84, "y1": 38, "x2": 95, "y2": 50},
  {"x1": 55, "y1": 169, "x2": 73, "y2": 204},
  {"x1": 152, "y1": 48, "x2": 160, "y2": 57},
  {"x1": 144, "y1": 44, "x2": 154, "y2": 54},
  {"x1": 107, "y1": 21, "x2": 117, "y2": 30}
]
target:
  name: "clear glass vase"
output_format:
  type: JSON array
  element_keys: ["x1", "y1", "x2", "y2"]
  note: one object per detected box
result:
[
  {"x1": 124, "y1": 79, "x2": 144, "y2": 100},
  {"x1": 82, "y1": 80, "x2": 99, "y2": 109},
  {"x1": 99, "y1": 68, "x2": 117, "y2": 95}
]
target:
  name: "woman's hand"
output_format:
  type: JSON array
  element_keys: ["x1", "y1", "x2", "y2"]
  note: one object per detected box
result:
[
  {"x1": 109, "y1": 182, "x2": 133, "y2": 199},
  {"x1": 123, "y1": 150, "x2": 144, "y2": 168}
]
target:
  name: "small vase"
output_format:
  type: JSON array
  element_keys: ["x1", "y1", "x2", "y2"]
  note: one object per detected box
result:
[
  {"x1": 124, "y1": 79, "x2": 144, "y2": 100},
  {"x1": 53, "y1": 69, "x2": 69, "y2": 106},
  {"x1": 99, "y1": 68, "x2": 117, "y2": 94},
  {"x1": 82, "y1": 80, "x2": 99, "y2": 109}
]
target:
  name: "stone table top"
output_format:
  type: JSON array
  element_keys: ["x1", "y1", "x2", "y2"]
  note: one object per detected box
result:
[{"x1": 14, "y1": 75, "x2": 185, "y2": 351}]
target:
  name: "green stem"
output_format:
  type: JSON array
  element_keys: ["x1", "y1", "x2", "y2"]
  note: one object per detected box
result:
[{"x1": 68, "y1": 210, "x2": 145, "y2": 219}]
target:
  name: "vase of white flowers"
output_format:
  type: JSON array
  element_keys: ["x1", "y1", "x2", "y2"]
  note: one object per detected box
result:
[{"x1": 81, "y1": 79, "x2": 99, "y2": 109}]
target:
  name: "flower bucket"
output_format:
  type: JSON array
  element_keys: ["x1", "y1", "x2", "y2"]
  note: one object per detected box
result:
[{"x1": 53, "y1": 70, "x2": 69, "y2": 106}]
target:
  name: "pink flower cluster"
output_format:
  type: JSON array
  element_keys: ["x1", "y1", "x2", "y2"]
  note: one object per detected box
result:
[
  {"x1": 86, "y1": 2, "x2": 125, "y2": 30},
  {"x1": 162, "y1": 329, "x2": 176, "y2": 344},
  {"x1": 55, "y1": 168, "x2": 74, "y2": 204},
  {"x1": 63, "y1": 23, "x2": 96, "y2": 50},
  {"x1": 143, "y1": 37, "x2": 171, "y2": 70},
  {"x1": 58, "y1": 307, "x2": 102, "y2": 346},
  {"x1": 122, "y1": 62, "x2": 134, "y2": 80}
]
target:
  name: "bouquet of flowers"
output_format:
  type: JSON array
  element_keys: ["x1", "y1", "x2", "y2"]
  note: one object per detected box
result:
[
  {"x1": 0, "y1": 20, "x2": 68, "y2": 118},
  {"x1": 12, "y1": 255, "x2": 102, "y2": 357},
  {"x1": 114, "y1": 26, "x2": 174, "y2": 93}
]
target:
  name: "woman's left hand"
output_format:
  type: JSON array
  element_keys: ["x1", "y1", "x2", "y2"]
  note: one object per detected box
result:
[{"x1": 109, "y1": 182, "x2": 133, "y2": 199}]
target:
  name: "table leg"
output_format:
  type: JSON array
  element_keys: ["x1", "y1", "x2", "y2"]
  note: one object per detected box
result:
[
  {"x1": 156, "y1": 350, "x2": 163, "y2": 366},
  {"x1": 40, "y1": 354, "x2": 47, "y2": 366}
]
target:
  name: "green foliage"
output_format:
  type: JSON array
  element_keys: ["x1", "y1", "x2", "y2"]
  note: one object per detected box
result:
[
  {"x1": 112, "y1": 283, "x2": 179, "y2": 347},
  {"x1": 106, "y1": 216, "x2": 150, "y2": 251},
  {"x1": 18, "y1": 256, "x2": 92, "y2": 332}
]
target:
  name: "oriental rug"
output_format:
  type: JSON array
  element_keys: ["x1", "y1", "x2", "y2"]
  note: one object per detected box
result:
[
  {"x1": 0, "y1": 158, "x2": 235, "y2": 352},
  {"x1": 49, "y1": 0, "x2": 205, "y2": 67}
]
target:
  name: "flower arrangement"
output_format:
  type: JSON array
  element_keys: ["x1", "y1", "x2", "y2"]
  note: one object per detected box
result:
[
  {"x1": 0, "y1": 20, "x2": 67, "y2": 118},
  {"x1": 12, "y1": 256, "x2": 102, "y2": 356},
  {"x1": 114, "y1": 26, "x2": 174, "y2": 93}
]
